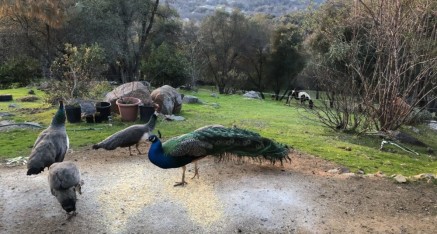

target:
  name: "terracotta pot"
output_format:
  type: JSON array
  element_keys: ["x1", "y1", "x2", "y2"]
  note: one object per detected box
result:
[{"x1": 116, "y1": 97, "x2": 140, "y2": 122}]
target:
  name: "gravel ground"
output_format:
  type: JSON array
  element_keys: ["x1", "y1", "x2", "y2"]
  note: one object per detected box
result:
[{"x1": 1, "y1": 144, "x2": 437, "y2": 234}]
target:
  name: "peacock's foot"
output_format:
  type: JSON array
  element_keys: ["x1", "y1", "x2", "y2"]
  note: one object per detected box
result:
[
  {"x1": 174, "y1": 181, "x2": 187, "y2": 187},
  {"x1": 191, "y1": 171, "x2": 199, "y2": 179}
]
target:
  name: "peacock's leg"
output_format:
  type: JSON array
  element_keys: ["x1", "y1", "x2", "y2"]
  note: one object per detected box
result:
[
  {"x1": 128, "y1": 146, "x2": 133, "y2": 156},
  {"x1": 174, "y1": 166, "x2": 187, "y2": 187},
  {"x1": 136, "y1": 143, "x2": 142, "y2": 155},
  {"x1": 191, "y1": 162, "x2": 199, "y2": 179}
]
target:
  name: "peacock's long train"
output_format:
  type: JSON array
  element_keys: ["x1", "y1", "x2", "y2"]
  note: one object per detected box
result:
[{"x1": 148, "y1": 125, "x2": 291, "y2": 186}]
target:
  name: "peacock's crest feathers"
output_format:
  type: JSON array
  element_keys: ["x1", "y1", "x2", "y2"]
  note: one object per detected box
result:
[{"x1": 162, "y1": 125, "x2": 291, "y2": 164}]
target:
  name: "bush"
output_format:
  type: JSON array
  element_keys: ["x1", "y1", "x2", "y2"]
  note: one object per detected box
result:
[
  {"x1": 0, "y1": 57, "x2": 41, "y2": 89},
  {"x1": 45, "y1": 43, "x2": 107, "y2": 103}
]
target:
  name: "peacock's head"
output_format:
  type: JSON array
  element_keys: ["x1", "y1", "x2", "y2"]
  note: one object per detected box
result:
[{"x1": 148, "y1": 135, "x2": 159, "y2": 143}]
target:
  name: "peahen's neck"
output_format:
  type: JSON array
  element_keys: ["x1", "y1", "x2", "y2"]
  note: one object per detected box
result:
[{"x1": 148, "y1": 140, "x2": 195, "y2": 169}]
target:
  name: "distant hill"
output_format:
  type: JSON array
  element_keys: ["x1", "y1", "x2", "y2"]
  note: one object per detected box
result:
[{"x1": 166, "y1": 0, "x2": 325, "y2": 21}]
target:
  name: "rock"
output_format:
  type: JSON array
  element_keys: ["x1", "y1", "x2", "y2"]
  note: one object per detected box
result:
[
  {"x1": 394, "y1": 174, "x2": 407, "y2": 183},
  {"x1": 412, "y1": 173, "x2": 435, "y2": 182},
  {"x1": 243, "y1": 91, "x2": 261, "y2": 99},
  {"x1": 164, "y1": 115, "x2": 185, "y2": 121},
  {"x1": 79, "y1": 101, "x2": 96, "y2": 115},
  {"x1": 327, "y1": 168, "x2": 340, "y2": 174},
  {"x1": 105, "y1": 81, "x2": 152, "y2": 107},
  {"x1": 183, "y1": 95, "x2": 201, "y2": 104},
  {"x1": 8, "y1": 103, "x2": 18, "y2": 108},
  {"x1": 429, "y1": 120, "x2": 437, "y2": 131},
  {"x1": 151, "y1": 85, "x2": 183, "y2": 115},
  {"x1": 28, "y1": 89, "x2": 35, "y2": 95},
  {"x1": 211, "y1": 93, "x2": 219, "y2": 98},
  {"x1": 356, "y1": 169, "x2": 365, "y2": 175},
  {"x1": 211, "y1": 103, "x2": 220, "y2": 108},
  {"x1": 327, "y1": 167, "x2": 350, "y2": 174}
]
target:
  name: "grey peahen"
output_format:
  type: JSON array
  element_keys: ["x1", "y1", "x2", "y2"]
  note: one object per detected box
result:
[
  {"x1": 48, "y1": 161, "x2": 83, "y2": 215},
  {"x1": 27, "y1": 100, "x2": 69, "y2": 175},
  {"x1": 147, "y1": 125, "x2": 291, "y2": 186},
  {"x1": 92, "y1": 113, "x2": 158, "y2": 155}
]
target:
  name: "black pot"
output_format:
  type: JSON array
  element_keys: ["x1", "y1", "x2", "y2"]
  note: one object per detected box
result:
[
  {"x1": 95, "y1": 101, "x2": 111, "y2": 121},
  {"x1": 85, "y1": 115, "x2": 94, "y2": 123},
  {"x1": 139, "y1": 105, "x2": 155, "y2": 123},
  {"x1": 65, "y1": 106, "x2": 81, "y2": 123}
]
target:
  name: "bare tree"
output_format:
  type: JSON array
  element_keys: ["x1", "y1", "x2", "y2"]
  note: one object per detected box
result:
[
  {"x1": 307, "y1": 0, "x2": 436, "y2": 132},
  {"x1": 352, "y1": 0, "x2": 436, "y2": 131}
]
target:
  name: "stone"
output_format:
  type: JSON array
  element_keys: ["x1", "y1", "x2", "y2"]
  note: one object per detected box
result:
[
  {"x1": 151, "y1": 85, "x2": 183, "y2": 115},
  {"x1": 79, "y1": 101, "x2": 96, "y2": 115},
  {"x1": 164, "y1": 115, "x2": 185, "y2": 121},
  {"x1": 394, "y1": 174, "x2": 407, "y2": 183},
  {"x1": 104, "y1": 81, "x2": 152, "y2": 106},
  {"x1": 243, "y1": 91, "x2": 261, "y2": 99},
  {"x1": 183, "y1": 95, "x2": 201, "y2": 104}
]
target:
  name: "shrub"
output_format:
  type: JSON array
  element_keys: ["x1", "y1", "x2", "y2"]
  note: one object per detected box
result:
[
  {"x1": 46, "y1": 43, "x2": 107, "y2": 103},
  {"x1": 0, "y1": 57, "x2": 41, "y2": 89}
]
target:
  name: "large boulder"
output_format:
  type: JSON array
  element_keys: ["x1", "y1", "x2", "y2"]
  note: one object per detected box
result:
[
  {"x1": 104, "y1": 81, "x2": 152, "y2": 113},
  {"x1": 151, "y1": 85, "x2": 183, "y2": 115}
]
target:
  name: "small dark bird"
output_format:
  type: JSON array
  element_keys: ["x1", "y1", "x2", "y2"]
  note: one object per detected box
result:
[
  {"x1": 148, "y1": 125, "x2": 291, "y2": 186},
  {"x1": 27, "y1": 101, "x2": 69, "y2": 175},
  {"x1": 48, "y1": 161, "x2": 83, "y2": 215},
  {"x1": 93, "y1": 113, "x2": 158, "y2": 155}
]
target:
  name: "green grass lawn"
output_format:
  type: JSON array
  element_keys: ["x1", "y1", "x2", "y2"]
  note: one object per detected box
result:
[{"x1": 1, "y1": 87, "x2": 436, "y2": 176}]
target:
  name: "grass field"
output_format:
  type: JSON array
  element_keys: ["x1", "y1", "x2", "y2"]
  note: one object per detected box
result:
[{"x1": 1, "y1": 87, "x2": 436, "y2": 176}]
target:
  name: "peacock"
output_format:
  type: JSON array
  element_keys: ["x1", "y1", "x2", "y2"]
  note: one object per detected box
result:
[
  {"x1": 48, "y1": 161, "x2": 83, "y2": 215},
  {"x1": 147, "y1": 125, "x2": 291, "y2": 186},
  {"x1": 27, "y1": 100, "x2": 69, "y2": 175},
  {"x1": 93, "y1": 113, "x2": 158, "y2": 155}
]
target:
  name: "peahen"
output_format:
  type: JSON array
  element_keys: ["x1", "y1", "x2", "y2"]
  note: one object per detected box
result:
[
  {"x1": 48, "y1": 161, "x2": 83, "y2": 215},
  {"x1": 27, "y1": 100, "x2": 69, "y2": 175},
  {"x1": 93, "y1": 113, "x2": 158, "y2": 155},
  {"x1": 147, "y1": 125, "x2": 291, "y2": 186}
]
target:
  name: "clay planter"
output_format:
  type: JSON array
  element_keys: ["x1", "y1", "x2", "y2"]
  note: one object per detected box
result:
[{"x1": 116, "y1": 97, "x2": 140, "y2": 122}]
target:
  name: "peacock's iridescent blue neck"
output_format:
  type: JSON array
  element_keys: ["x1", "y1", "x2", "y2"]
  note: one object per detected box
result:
[
  {"x1": 51, "y1": 108, "x2": 66, "y2": 127},
  {"x1": 148, "y1": 140, "x2": 196, "y2": 169}
]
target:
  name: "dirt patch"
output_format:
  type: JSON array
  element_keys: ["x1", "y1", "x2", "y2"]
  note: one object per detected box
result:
[{"x1": 1, "y1": 144, "x2": 436, "y2": 233}]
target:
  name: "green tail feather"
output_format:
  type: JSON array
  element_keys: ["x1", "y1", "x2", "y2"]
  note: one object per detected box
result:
[{"x1": 190, "y1": 125, "x2": 291, "y2": 164}]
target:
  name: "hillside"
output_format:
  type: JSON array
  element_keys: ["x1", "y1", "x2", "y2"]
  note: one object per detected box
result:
[{"x1": 166, "y1": 0, "x2": 325, "y2": 20}]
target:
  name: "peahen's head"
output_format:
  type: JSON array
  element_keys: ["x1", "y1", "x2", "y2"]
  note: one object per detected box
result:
[
  {"x1": 148, "y1": 135, "x2": 160, "y2": 143},
  {"x1": 51, "y1": 100, "x2": 66, "y2": 126}
]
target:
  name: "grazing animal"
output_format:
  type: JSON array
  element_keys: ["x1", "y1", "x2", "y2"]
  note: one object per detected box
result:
[
  {"x1": 288, "y1": 90, "x2": 311, "y2": 105},
  {"x1": 27, "y1": 101, "x2": 69, "y2": 175},
  {"x1": 48, "y1": 161, "x2": 83, "y2": 214},
  {"x1": 147, "y1": 125, "x2": 290, "y2": 186},
  {"x1": 93, "y1": 113, "x2": 158, "y2": 155}
]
